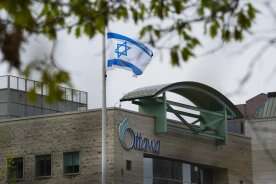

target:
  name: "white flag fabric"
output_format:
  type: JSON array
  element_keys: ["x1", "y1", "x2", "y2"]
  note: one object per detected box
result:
[{"x1": 107, "y1": 32, "x2": 153, "y2": 76}]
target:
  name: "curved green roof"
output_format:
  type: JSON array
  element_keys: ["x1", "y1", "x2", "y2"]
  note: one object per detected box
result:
[{"x1": 121, "y1": 82, "x2": 242, "y2": 118}]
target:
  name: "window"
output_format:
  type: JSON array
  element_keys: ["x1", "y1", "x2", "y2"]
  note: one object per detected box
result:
[
  {"x1": 7, "y1": 157, "x2": 23, "y2": 180},
  {"x1": 144, "y1": 156, "x2": 214, "y2": 184},
  {"x1": 126, "y1": 160, "x2": 132, "y2": 171},
  {"x1": 153, "y1": 158, "x2": 183, "y2": 184},
  {"x1": 183, "y1": 163, "x2": 191, "y2": 184},
  {"x1": 202, "y1": 168, "x2": 213, "y2": 184},
  {"x1": 144, "y1": 157, "x2": 153, "y2": 184},
  {"x1": 63, "y1": 152, "x2": 80, "y2": 174},
  {"x1": 35, "y1": 155, "x2": 51, "y2": 177}
]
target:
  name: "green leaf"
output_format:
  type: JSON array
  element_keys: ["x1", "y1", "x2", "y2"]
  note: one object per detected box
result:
[
  {"x1": 172, "y1": 0, "x2": 183, "y2": 14},
  {"x1": 139, "y1": 25, "x2": 152, "y2": 38},
  {"x1": 117, "y1": 6, "x2": 128, "y2": 20},
  {"x1": 131, "y1": 7, "x2": 139, "y2": 23},
  {"x1": 201, "y1": 0, "x2": 209, "y2": 7},
  {"x1": 40, "y1": 3, "x2": 49, "y2": 16},
  {"x1": 27, "y1": 88, "x2": 37, "y2": 103},
  {"x1": 154, "y1": 29, "x2": 161, "y2": 38},
  {"x1": 222, "y1": 29, "x2": 231, "y2": 42},
  {"x1": 170, "y1": 48, "x2": 179, "y2": 66},
  {"x1": 247, "y1": 3, "x2": 256, "y2": 20},
  {"x1": 47, "y1": 27, "x2": 57, "y2": 39},
  {"x1": 190, "y1": 38, "x2": 201, "y2": 48},
  {"x1": 95, "y1": 17, "x2": 105, "y2": 34},
  {"x1": 234, "y1": 28, "x2": 243, "y2": 41},
  {"x1": 75, "y1": 26, "x2": 81, "y2": 38},
  {"x1": 237, "y1": 12, "x2": 251, "y2": 29},
  {"x1": 181, "y1": 47, "x2": 194, "y2": 61},
  {"x1": 209, "y1": 21, "x2": 219, "y2": 38},
  {"x1": 197, "y1": 6, "x2": 204, "y2": 16},
  {"x1": 56, "y1": 70, "x2": 70, "y2": 83},
  {"x1": 84, "y1": 23, "x2": 95, "y2": 37}
]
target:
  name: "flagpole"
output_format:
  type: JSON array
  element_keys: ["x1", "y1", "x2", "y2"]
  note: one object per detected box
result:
[{"x1": 101, "y1": 26, "x2": 107, "y2": 184}]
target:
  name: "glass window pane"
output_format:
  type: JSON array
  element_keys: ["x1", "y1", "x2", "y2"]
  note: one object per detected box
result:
[
  {"x1": 153, "y1": 158, "x2": 172, "y2": 179},
  {"x1": 35, "y1": 82, "x2": 42, "y2": 94},
  {"x1": 18, "y1": 78, "x2": 26, "y2": 91},
  {"x1": 10, "y1": 76, "x2": 18, "y2": 89},
  {"x1": 43, "y1": 85, "x2": 49, "y2": 96},
  {"x1": 26, "y1": 80, "x2": 34, "y2": 92},
  {"x1": 172, "y1": 161, "x2": 182, "y2": 180},
  {"x1": 64, "y1": 152, "x2": 79, "y2": 174},
  {"x1": 152, "y1": 157, "x2": 182, "y2": 183},
  {"x1": 80, "y1": 92, "x2": 87, "y2": 104},
  {"x1": 153, "y1": 178, "x2": 168, "y2": 184},
  {"x1": 64, "y1": 154, "x2": 72, "y2": 166},
  {"x1": 72, "y1": 152, "x2": 79, "y2": 166},
  {"x1": 66, "y1": 88, "x2": 72, "y2": 101},
  {"x1": 183, "y1": 163, "x2": 191, "y2": 184},
  {"x1": 144, "y1": 178, "x2": 153, "y2": 184},
  {"x1": 0, "y1": 76, "x2": 7, "y2": 89},
  {"x1": 35, "y1": 155, "x2": 51, "y2": 177},
  {"x1": 202, "y1": 168, "x2": 213, "y2": 184},
  {"x1": 73, "y1": 90, "x2": 80, "y2": 102},
  {"x1": 144, "y1": 157, "x2": 153, "y2": 179}
]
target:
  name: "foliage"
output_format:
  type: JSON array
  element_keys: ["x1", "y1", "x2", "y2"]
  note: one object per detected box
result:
[
  {"x1": 0, "y1": 152, "x2": 14, "y2": 184},
  {"x1": 6, "y1": 157, "x2": 16, "y2": 184},
  {"x1": 0, "y1": 0, "x2": 256, "y2": 101}
]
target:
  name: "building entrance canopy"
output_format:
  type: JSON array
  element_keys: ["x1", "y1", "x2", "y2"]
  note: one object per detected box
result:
[{"x1": 121, "y1": 82, "x2": 242, "y2": 143}]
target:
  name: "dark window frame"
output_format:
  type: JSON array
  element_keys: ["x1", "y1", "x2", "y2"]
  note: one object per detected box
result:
[
  {"x1": 35, "y1": 154, "x2": 52, "y2": 177},
  {"x1": 63, "y1": 151, "x2": 80, "y2": 175}
]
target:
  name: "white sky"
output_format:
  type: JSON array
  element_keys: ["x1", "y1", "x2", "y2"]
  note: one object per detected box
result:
[{"x1": 1, "y1": 1, "x2": 276, "y2": 111}]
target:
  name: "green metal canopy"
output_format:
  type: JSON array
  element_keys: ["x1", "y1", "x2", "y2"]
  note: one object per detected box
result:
[
  {"x1": 121, "y1": 82, "x2": 242, "y2": 144},
  {"x1": 121, "y1": 82, "x2": 242, "y2": 118}
]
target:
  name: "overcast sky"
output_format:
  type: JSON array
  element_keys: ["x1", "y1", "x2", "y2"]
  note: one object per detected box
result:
[{"x1": 1, "y1": 1, "x2": 276, "y2": 111}]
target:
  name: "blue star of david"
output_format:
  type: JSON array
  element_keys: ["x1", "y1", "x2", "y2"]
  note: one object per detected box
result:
[{"x1": 115, "y1": 41, "x2": 131, "y2": 58}]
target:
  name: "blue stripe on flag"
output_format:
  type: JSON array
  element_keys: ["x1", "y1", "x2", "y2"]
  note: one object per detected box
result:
[
  {"x1": 107, "y1": 32, "x2": 153, "y2": 57},
  {"x1": 107, "y1": 59, "x2": 143, "y2": 75}
]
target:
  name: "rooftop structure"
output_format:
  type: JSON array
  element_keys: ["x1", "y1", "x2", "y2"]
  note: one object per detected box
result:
[
  {"x1": 237, "y1": 92, "x2": 276, "y2": 119},
  {"x1": 0, "y1": 75, "x2": 88, "y2": 119},
  {"x1": 121, "y1": 82, "x2": 244, "y2": 143}
]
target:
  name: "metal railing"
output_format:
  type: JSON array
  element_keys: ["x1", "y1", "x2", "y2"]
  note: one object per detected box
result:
[{"x1": 0, "y1": 75, "x2": 88, "y2": 105}]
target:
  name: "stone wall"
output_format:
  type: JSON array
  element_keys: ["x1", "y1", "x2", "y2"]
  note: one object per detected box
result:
[
  {"x1": 246, "y1": 118, "x2": 276, "y2": 184},
  {"x1": 0, "y1": 110, "x2": 114, "y2": 184}
]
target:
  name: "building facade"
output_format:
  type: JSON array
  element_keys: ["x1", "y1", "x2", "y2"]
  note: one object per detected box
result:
[
  {"x1": 0, "y1": 81, "x2": 253, "y2": 184},
  {"x1": 0, "y1": 108, "x2": 252, "y2": 184},
  {"x1": 238, "y1": 93, "x2": 276, "y2": 184}
]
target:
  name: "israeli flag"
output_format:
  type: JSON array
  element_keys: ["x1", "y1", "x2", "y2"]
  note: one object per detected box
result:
[{"x1": 107, "y1": 32, "x2": 153, "y2": 76}]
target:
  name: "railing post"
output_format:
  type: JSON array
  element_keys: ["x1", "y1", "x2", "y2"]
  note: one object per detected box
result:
[
  {"x1": 25, "y1": 79, "x2": 27, "y2": 92},
  {"x1": 71, "y1": 89, "x2": 74, "y2": 102},
  {"x1": 79, "y1": 91, "x2": 81, "y2": 103},
  {"x1": 86, "y1": 92, "x2": 88, "y2": 106},
  {"x1": 7, "y1": 75, "x2": 10, "y2": 89},
  {"x1": 17, "y1": 77, "x2": 19, "y2": 90}
]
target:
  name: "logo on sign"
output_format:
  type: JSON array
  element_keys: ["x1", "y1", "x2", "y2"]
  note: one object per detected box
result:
[{"x1": 118, "y1": 118, "x2": 160, "y2": 154}]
